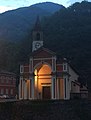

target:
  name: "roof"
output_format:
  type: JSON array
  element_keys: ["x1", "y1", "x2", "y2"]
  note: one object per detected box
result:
[
  {"x1": 69, "y1": 63, "x2": 79, "y2": 75},
  {"x1": 32, "y1": 16, "x2": 42, "y2": 31},
  {"x1": 57, "y1": 57, "x2": 68, "y2": 64},
  {"x1": 30, "y1": 47, "x2": 56, "y2": 57},
  {"x1": 72, "y1": 81, "x2": 80, "y2": 86},
  {"x1": 0, "y1": 70, "x2": 16, "y2": 76}
]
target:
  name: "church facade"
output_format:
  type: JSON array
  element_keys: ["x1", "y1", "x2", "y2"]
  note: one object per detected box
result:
[{"x1": 19, "y1": 17, "x2": 81, "y2": 100}]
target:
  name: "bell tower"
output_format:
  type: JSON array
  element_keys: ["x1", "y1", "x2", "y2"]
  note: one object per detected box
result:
[{"x1": 32, "y1": 16, "x2": 43, "y2": 52}]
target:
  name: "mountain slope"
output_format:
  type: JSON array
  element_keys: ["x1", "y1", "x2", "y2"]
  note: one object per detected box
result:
[
  {"x1": 0, "y1": 1, "x2": 91, "y2": 90},
  {"x1": 0, "y1": 2, "x2": 64, "y2": 42},
  {"x1": 42, "y1": 1, "x2": 91, "y2": 88},
  {"x1": 32, "y1": 2, "x2": 64, "y2": 13}
]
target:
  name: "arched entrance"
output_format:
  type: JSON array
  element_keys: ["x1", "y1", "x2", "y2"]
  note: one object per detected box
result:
[{"x1": 34, "y1": 64, "x2": 52, "y2": 99}]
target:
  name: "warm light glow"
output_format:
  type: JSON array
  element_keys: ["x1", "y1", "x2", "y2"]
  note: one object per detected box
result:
[
  {"x1": 34, "y1": 69, "x2": 38, "y2": 88},
  {"x1": 60, "y1": 79, "x2": 64, "y2": 99},
  {"x1": 38, "y1": 64, "x2": 51, "y2": 78},
  {"x1": 34, "y1": 64, "x2": 52, "y2": 99}
]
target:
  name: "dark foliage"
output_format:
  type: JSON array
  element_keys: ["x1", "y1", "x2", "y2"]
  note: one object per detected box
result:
[{"x1": 42, "y1": 1, "x2": 91, "y2": 89}]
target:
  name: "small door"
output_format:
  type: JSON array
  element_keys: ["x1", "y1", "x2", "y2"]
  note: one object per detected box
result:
[{"x1": 42, "y1": 86, "x2": 51, "y2": 99}]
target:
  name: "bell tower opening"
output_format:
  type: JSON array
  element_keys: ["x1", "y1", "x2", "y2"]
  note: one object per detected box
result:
[
  {"x1": 36, "y1": 33, "x2": 40, "y2": 40},
  {"x1": 34, "y1": 64, "x2": 52, "y2": 99},
  {"x1": 32, "y1": 16, "x2": 43, "y2": 52}
]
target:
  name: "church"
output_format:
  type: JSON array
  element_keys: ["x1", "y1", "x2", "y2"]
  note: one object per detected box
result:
[{"x1": 19, "y1": 17, "x2": 82, "y2": 100}]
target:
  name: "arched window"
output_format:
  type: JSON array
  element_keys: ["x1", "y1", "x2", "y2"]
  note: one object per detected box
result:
[{"x1": 36, "y1": 33, "x2": 40, "y2": 40}]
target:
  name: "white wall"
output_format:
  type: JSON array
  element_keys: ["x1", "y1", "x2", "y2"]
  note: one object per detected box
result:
[
  {"x1": 71, "y1": 82, "x2": 80, "y2": 93},
  {"x1": 69, "y1": 66, "x2": 79, "y2": 92}
]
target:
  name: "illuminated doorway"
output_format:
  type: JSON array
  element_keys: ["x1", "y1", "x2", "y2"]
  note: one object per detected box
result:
[
  {"x1": 34, "y1": 64, "x2": 52, "y2": 99},
  {"x1": 42, "y1": 86, "x2": 51, "y2": 99}
]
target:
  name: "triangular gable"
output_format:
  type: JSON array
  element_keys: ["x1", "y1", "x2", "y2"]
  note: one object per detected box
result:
[{"x1": 31, "y1": 47, "x2": 56, "y2": 59}]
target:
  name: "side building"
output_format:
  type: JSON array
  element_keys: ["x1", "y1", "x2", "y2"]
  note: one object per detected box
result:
[{"x1": 0, "y1": 71, "x2": 16, "y2": 98}]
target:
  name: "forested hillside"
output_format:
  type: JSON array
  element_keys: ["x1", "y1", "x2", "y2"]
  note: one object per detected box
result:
[
  {"x1": 0, "y1": 2, "x2": 64, "y2": 42},
  {"x1": 42, "y1": 1, "x2": 91, "y2": 89},
  {"x1": 0, "y1": 1, "x2": 91, "y2": 89}
]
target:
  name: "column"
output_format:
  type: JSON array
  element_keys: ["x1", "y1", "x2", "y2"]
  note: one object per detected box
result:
[
  {"x1": 57, "y1": 78, "x2": 60, "y2": 99},
  {"x1": 64, "y1": 77, "x2": 69, "y2": 100},
  {"x1": 24, "y1": 81, "x2": 27, "y2": 99},
  {"x1": 68, "y1": 79, "x2": 70, "y2": 99},
  {"x1": 19, "y1": 80, "x2": 21, "y2": 99},
  {"x1": 63, "y1": 77, "x2": 66, "y2": 100},
  {"x1": 51, "y1": 77, "x2": 55, "y2": 99},
  {"x1": 19, "y1": 78, "x2": 23, "y2": 99},
  {"x1": 22, "y1": 79, "x2": 24, "y2": 99},
  {"x1": 66, "y1": 77, "x2": 70, "y2": 99},
  {"x1": 29, "y1": 80, "x2": 31, "y2": 99},
  {"x1": 31, "y1": 78, "x2": 35, "y2": 99},
  {"x1": 55, "y1": 78, "x2": 57, "y2": 99}
]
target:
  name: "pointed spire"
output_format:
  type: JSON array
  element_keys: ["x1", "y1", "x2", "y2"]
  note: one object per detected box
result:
[{"x1": 33, "y1": 16, "x2": 42, "y2": 31}]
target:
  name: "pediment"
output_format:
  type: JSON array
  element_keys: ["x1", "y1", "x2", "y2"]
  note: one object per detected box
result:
[{"x1": 31, "y1": 47, "x2": 56, "y2": 59}]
